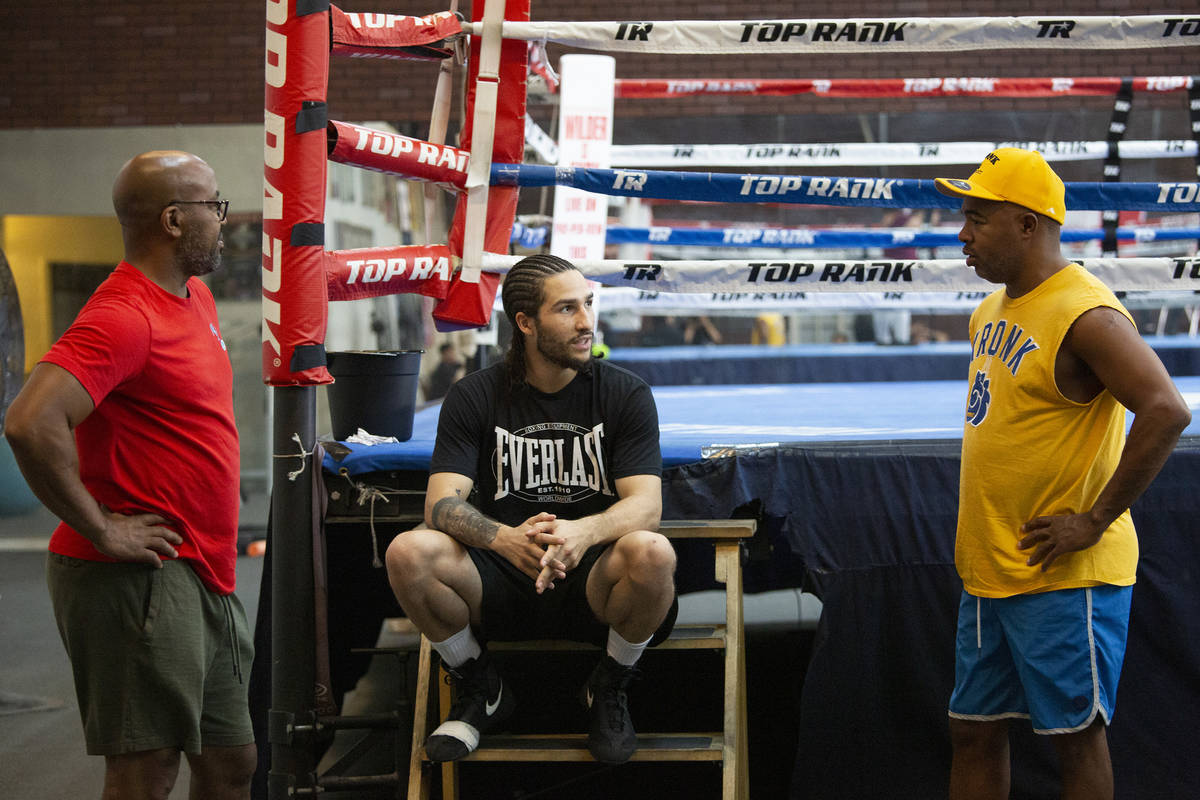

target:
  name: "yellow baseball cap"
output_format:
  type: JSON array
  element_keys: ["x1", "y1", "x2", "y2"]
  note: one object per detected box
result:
[{"x1": 935, "y1": 148, "x2": 1066, "y2": 224}]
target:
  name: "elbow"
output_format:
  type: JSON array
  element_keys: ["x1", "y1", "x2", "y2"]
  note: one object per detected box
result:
[
  {"x1": 1129, "y1": 392, "x2": 1191, "y2": 450},
  {"x1": 3, "y1": 400, "x2": 37, "y2": 455},
  {"x1": 645, "y1": 496, "x2": 663, "y2": 529},
  {"x1": 1173, "y1": 402, "x2": 1192, "y2": 437},
  {"x1": 1155, "y1": 393, "x2": 1192, "y2": 440}
]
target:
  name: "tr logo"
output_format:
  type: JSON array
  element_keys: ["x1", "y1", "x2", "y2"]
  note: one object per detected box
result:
[
  {"x1": 615, "y1": 22, "x2": 653, "y2": 40},
  {"x1": 1036, "y1": 19, "x2": 1076, "y2": 38},
  {"x1": 967, "y1": 370, "x2": 991, "y2": 426},
  {"x1": 622, "y1": 264, "x2": 662, "y2": 281},
  {"x1": 611, "y1": 170, "x2": 648, "y2": 191}
]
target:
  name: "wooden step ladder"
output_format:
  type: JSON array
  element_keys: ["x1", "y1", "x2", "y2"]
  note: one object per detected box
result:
[{"x1": 405, "y1": 519, "x2": 755, "y2": 800}]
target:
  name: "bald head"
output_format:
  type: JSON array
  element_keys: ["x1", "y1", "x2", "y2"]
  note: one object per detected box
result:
[
  {"x1": 112, "y1": 151, "x2": 215, "y2": 231},
  {"x1": 111, "y1": 151, "x2": 224, "y2": 291}
]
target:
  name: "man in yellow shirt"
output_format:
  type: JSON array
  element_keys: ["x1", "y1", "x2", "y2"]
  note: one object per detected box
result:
[{"x1": 935, "y1": 149, "x2": 1191, "y2": 800}]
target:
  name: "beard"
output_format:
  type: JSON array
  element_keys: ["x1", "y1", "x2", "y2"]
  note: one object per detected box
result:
[
  {"x1": 178, "y1": 225, "x2": 222, "y2": 277},
  {"x1": 534, "y1": 323, "x2": 592, "y2": 372},
  {"x1": 971, "y1": 249, "x2": 1018, "y2": 285}
]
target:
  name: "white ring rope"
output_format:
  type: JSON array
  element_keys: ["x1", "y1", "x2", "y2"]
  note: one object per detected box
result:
[
  {"x1": 463, "y1": 16, "x2": 1200, "y2": 54},
  {"x1": 608, "y1": 140, "x2": 1200, "y2": 169},
  {"x1": 478, "y1": 252, "x2": 1200, "y2": 295},
  {"x1": 606, "y1": 76, "x2": 1196, "y2": 99}
]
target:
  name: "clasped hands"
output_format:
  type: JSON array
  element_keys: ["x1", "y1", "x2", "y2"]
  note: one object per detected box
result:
[{"x1": 501, "y1": 511, "x2": 594, "y2": 594}]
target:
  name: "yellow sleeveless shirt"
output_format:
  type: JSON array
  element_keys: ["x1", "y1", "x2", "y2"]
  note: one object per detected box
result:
[{"x1": 957, "y1": 264, "x2": 1138, "y2": 598}]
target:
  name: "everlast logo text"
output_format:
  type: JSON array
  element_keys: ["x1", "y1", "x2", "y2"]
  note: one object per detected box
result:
[
  {"x1": 738, "y1": 21, "x2": 907, "y2": 43},
  {"x1": 493, "y1": 423, "x2": 612, "y2": 503},
  {"x1": 747, "y1": 262, "x2": 914, "y2": 283}
]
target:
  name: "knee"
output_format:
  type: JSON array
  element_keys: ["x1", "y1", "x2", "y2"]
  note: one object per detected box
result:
[
  {"x1": 1054, "y1": 717, "x2": 1109, "y2": 761},
  {"x1": 228, "y1": 743, "x2": 258, "y2": 787},
  {"x1": 949, "y1": 718, "x2": 1007, "y2": 754},
  {"x1": 385, "y1": 528, "x2": 450, "y2": 581},
  {"x1": 621, "y1": 531, "x2": 677, "y2": 581},
  {"x1": 188, "y1": 743, "x2": 257, "y2": 795},
  {"x1": 212, "y1": 743, "x2": 257, "y2": 792},
  {"x1": 103, "y1": 749, "x2": 181, "y2": 800}
]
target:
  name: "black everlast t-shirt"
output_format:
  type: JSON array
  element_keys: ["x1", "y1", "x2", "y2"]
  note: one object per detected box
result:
[{"x1": 429, "y1": 360, "x2": 661, "y2": 525}]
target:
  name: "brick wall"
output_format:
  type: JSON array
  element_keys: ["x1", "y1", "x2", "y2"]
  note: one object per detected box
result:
[{"x1": 1, "y1": 2, "x2": 1195, "y2": 130}]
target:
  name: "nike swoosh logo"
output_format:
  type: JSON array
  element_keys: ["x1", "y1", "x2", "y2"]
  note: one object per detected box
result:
[
  {"x1": 486, "y1": 684, "x2": 503, "y2": 716},
  {"x1": 585, "y1": 687, "x2": 594, "y2": 708}
]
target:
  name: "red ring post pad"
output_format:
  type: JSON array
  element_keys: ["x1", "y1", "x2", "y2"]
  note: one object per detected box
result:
[
  {"x1": 330, "y1": 6, "x2": 460, "y2": 61},
  {"x1": 263, "y1": 0, "x2": 333, "y2": 386},
  {"x1": 434, "y1": 0, "x2": 531, "y2": 332},
  {"x1": 327, "y1": 120, "x2": 468, "y2": 189},
  {"x1": 325, "y1": 245, "x2": 453, "y2": 303}
]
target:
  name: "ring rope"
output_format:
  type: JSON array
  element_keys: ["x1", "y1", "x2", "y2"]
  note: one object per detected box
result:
[
  {"x1": 462, "y1": 16, "x2": 1200, "y2": 55},
  {"x1": 509, "y1": 223, "x2": 1200, "y2": 255},
  {"x1": 604, "y1": 226, "x2": 1200, "y2": 249},
  {"x1": 607, "y1": 76, "x2": 1197, "y2": 99},
  {"x1": 477, "y1": 253, "x2": 1200, "y2": 294},
  {"x1": 489, "y1": 163, "x2": 1200, "y2": 212},
  {"x1": 608, "y1": 140, "x2": 1199, "y2": 169}
]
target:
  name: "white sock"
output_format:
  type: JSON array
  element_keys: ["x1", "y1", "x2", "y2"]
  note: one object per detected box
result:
[
  {"x1": 607, "y1": 628, "x2": 651, "y2": 667},
  {"x1": 432, "y1": 626, "x2": 482, "y2": 668}
]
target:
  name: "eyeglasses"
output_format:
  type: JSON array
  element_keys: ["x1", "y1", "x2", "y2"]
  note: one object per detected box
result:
[{"x1": 165, "y1": 199, "x2": 229, "y2": 222}]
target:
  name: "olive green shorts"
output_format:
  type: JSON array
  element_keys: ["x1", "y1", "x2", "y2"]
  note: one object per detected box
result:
[{"x1": 46, "y1": 554, "x2": 254, "y2": 756}]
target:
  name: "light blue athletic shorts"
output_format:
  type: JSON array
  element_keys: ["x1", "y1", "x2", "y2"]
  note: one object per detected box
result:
[{"x1": 948, "y1": 585, "x2": 1133, "y2": 734}]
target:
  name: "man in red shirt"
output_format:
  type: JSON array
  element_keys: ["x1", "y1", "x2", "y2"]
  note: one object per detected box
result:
[{"x1": 5, "y1": 151, "x2": 254, "y2": 799}]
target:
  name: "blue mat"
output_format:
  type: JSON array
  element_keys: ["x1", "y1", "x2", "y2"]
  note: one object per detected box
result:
[
  {"x1": 605, "y1": 336, "x2": 1200, "y2": 386},
  {"x1": 323, "y1": 376, "x2": 1200, "y2": 476}
]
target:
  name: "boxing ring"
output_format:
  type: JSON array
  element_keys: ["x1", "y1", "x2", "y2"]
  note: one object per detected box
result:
[
  {"x1": 603, "y1": 337, "x2": 1200, "y2": 386},
  {"x1": 255, "y1": 4, "x2": 1200, "y2": 798},
  {"x1": 301, "y1": 380, "x2": 1200, "y2": 798}
]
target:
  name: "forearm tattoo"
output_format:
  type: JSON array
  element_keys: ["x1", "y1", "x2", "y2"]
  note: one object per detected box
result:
[{"x1": 431, "y1": 493, "x2": 500, "y2": 548}]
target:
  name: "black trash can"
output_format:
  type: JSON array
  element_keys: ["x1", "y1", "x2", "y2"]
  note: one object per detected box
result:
[{"x1": 326, "y1": 350, "x2": 423, "y2": 441}]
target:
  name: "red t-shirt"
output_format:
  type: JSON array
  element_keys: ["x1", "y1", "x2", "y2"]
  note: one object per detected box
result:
[{"x1": 42, "y1": 262, "x2": 240, "y2": 594}]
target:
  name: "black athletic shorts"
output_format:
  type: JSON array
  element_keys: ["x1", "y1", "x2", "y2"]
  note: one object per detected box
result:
[{"x1": 468, "y1": 544, "x2": 678, "y2": 648}]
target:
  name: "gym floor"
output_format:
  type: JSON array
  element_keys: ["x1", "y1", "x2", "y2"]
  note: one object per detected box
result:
[{"x1": 0, "y1": 498, "x2": 266, "y2": 799}]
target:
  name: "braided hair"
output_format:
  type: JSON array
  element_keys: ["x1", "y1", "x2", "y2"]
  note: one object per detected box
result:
[{"x1": 500, "y1": 253, "x2": 580, "y2": 391}]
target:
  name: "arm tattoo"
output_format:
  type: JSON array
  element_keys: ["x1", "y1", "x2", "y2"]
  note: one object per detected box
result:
[{"x1": 431, "y1": 493, "x2": 500, "y2": 548}]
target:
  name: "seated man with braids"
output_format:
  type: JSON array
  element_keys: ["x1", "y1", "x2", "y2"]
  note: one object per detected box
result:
[{"x1": 385, "y1": 254, "x2": 677, "y2": 765}]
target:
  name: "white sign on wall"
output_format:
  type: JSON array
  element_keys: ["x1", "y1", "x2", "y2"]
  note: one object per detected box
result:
[{"x1": 550, "y1": 54, "x2": 615, "y2": 262}]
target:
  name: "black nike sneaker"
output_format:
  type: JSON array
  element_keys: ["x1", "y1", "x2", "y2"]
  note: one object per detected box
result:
[
  {"x1": 424, "y1": 652, "x2": 516, "y2": 762},
  {"x1": 581, "y1": 655, "x2": 639, "y2": 764}
]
